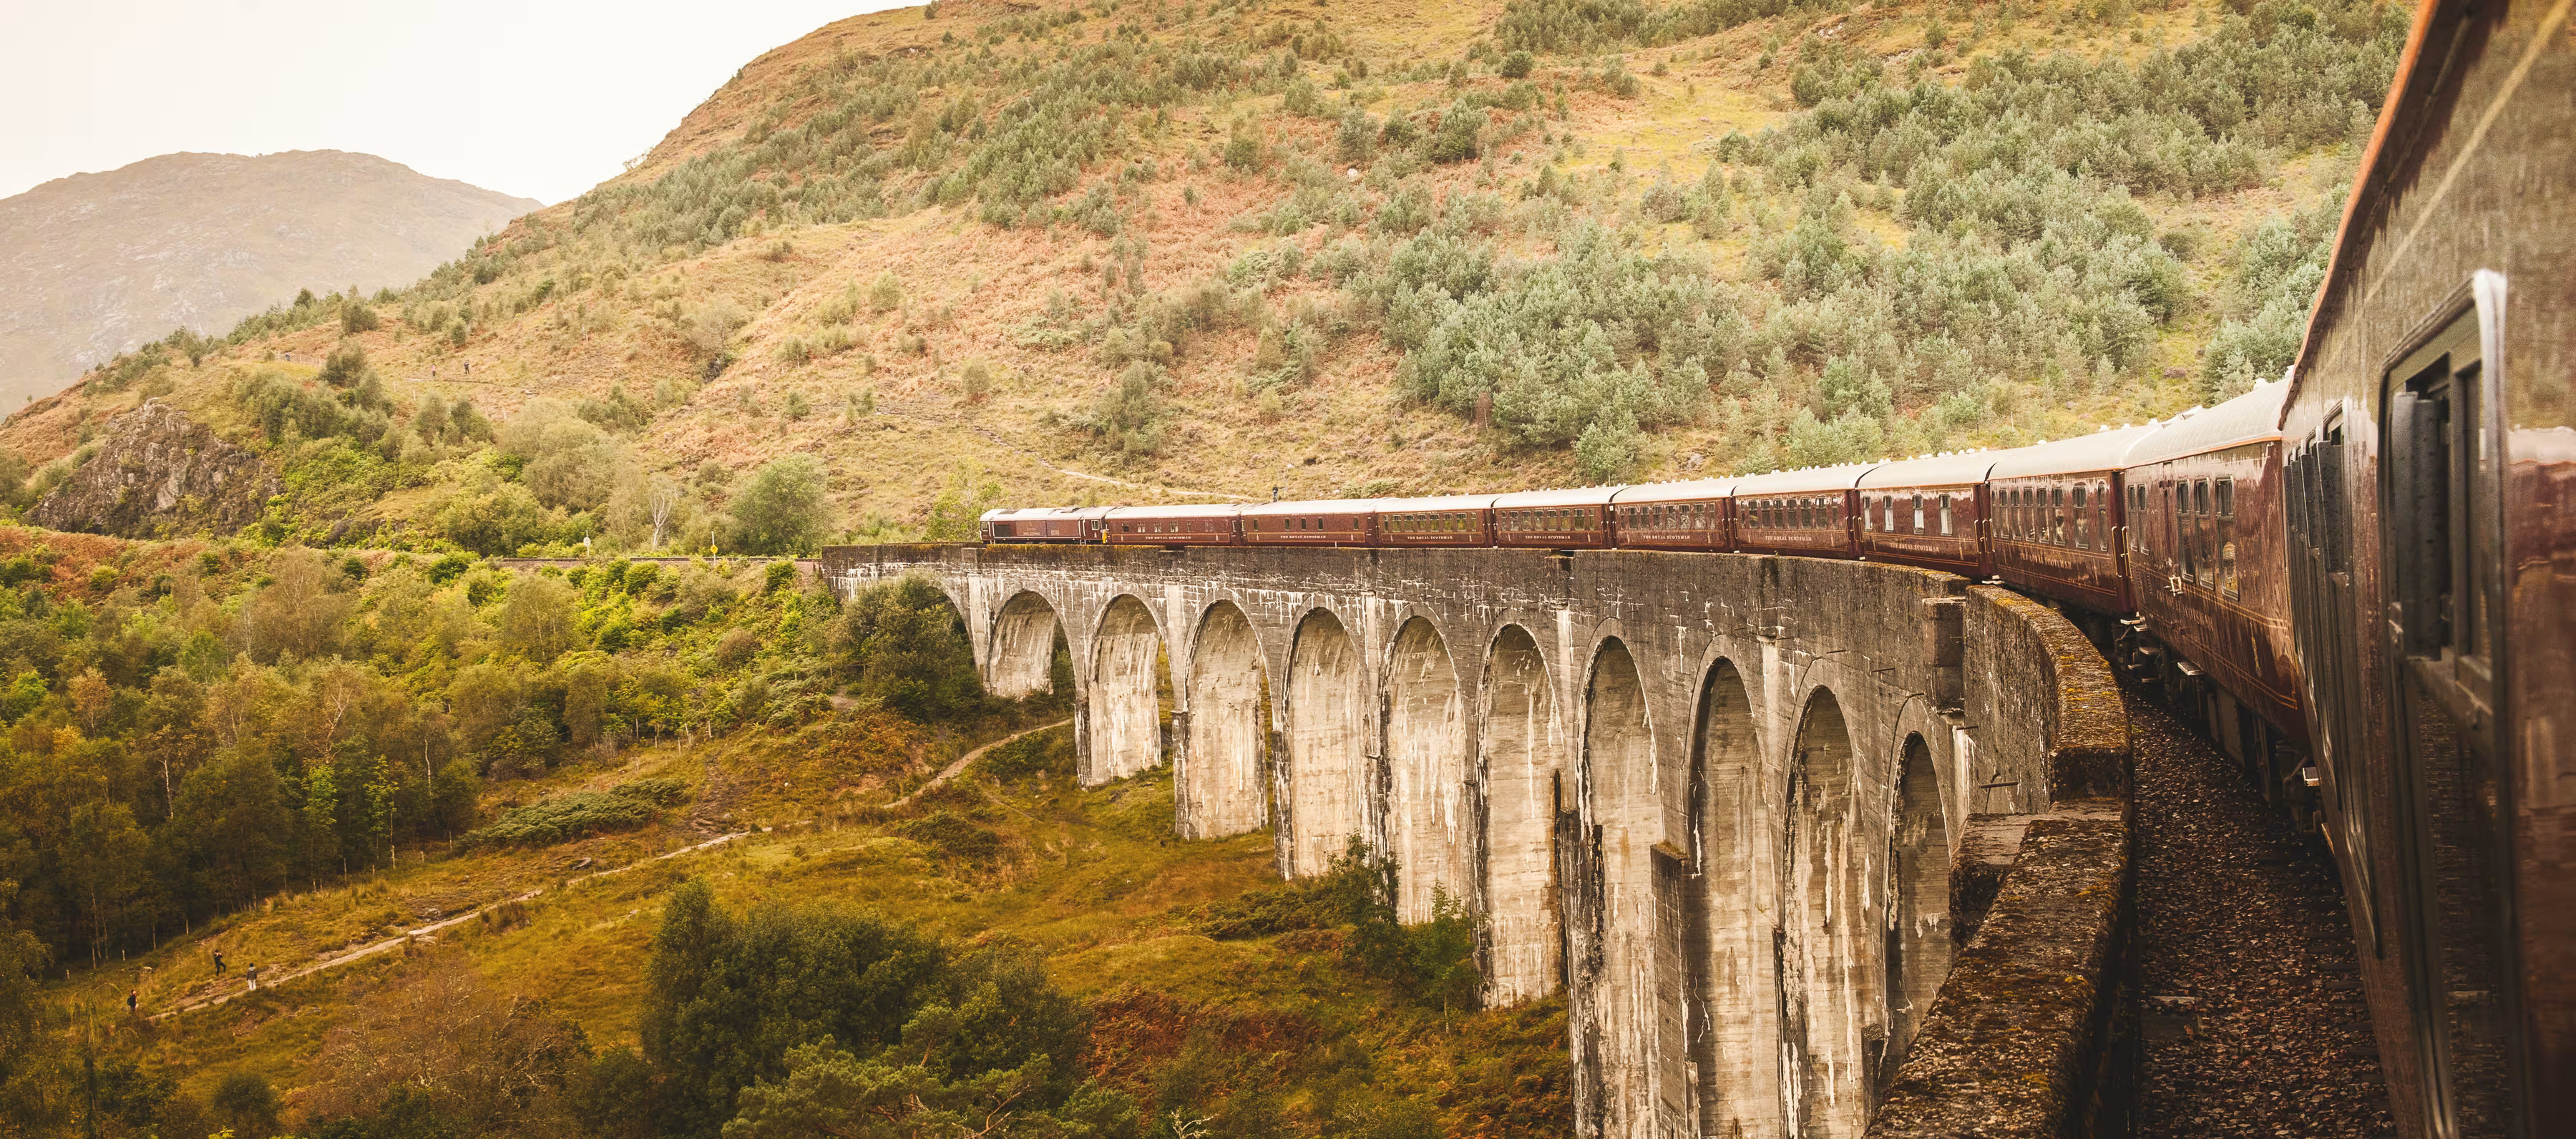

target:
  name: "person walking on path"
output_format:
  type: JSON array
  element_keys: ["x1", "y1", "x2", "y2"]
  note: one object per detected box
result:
[{"x1": 211, "y1": 949, "x2": 224, "y2": 977}]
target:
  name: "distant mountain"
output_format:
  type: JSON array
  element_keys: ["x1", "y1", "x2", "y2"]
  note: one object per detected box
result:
[{"x1": 0, "y1": 150, "x2": 537, "y2": 406}]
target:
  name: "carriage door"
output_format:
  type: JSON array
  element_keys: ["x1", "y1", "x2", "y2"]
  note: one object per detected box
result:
[{"x1": 2380, "y1": 275, "x2": 2523, "y2": 1138}]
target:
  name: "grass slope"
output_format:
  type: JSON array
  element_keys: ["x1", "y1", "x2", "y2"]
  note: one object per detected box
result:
[
  {"x1": 0, "y1": 0, "x2": 2386, "y2": 549},
  {"x1": 72, "y1": 725, "x2": 1568, "y2": 1135}
]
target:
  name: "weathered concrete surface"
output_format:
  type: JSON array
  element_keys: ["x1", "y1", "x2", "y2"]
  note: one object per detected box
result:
[
  {"x1": 1865, "y1": 803, "x2": 2131, "y2": 1139},
  {"x1": 817, "y1": 543, "x2": 2129, "y2": 1139}
]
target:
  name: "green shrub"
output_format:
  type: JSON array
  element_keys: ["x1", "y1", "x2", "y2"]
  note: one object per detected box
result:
[
  {"x1": 576, "y1": 383, "x2": 655, "y2": 432},
  {"x1": 728, "y1": 456, "x2": 831, "y2": 555},
  {"x1": 613, "y1": 777, "x2": 692, "y2": 806},
  {"x1": 1335, "y1": 109, "x2": 1377, "y2": 162},
  {"x1": 1223, "y1": 129, "x2": 1267, "y2": 171},
  {"x1": 638, "y1": 884, "x2": 1109, "y2": 1137},
  {"x1": 1077, "y1": 362, "x2": 1169, "y2": 459},
  {"x1": 317, "y1": 341, "x2": 372, "y2": 388},
  {"x1": 462, "y1": 791, "x2": 657, "y2": 848},
  {"x1": 1425, "y1": 102, "x2": 1484, "y2": 163},
  {"x1": 824, "y1": 575, "x2": 987, "y2": 723}
]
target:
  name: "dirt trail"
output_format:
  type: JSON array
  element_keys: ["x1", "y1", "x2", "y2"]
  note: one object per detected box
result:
[
  {"x1": 889, "y1": 718, "x2": 1072, "y2": 808},
  {"x1": 152, "y1": 828, "x2": 751, "y2": 1020}
]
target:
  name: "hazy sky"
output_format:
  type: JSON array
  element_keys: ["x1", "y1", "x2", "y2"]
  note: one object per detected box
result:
[{"x1": 3, "y1": 0, "x2": 914, "y2": 205}]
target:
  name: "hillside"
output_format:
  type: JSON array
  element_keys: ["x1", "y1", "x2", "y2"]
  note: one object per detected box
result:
[
  {"x1": 0, "y1": 1, "x2": 2413, "y2": 1133},
  {"x1": 0, "y1": 0, "x2": 2395, "y2": 552},
  {"x1": 0, "y1": 151, "x2": 538, "y2": 410},
  {"x1": 0, "y1": 530, "x2": 1565, "y2": 1136}
]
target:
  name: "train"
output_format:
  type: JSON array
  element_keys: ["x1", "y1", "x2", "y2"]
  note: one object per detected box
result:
[
  {"x1": 985, "y1": 0, "x2": 2572, "y2": 1128},
  {"x1": 986, "y1": 378, "x2": 2310, "y2": 814}
]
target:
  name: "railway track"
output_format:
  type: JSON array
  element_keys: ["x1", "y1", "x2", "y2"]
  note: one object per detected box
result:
[{"x1": 2129, "y1": 686, "x2": 2395, "y2": 1137}]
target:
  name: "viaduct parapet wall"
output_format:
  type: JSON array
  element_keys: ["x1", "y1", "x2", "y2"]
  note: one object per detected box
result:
[{"x1": 816, "y1": 543, "x2": 2132, "y2": 1139}]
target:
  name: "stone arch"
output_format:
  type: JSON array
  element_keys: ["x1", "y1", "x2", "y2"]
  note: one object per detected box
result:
[
  {"x1": 990, "y1": 590, "x2": 1065, "y2": 699},
  {"x1": 1285, "y1": 607, "x2": 1366, "y2": 876},
  {"x1": 1087, "y1": 595, "x2": 1169, "y2": 786},
  {"x1": 1690, "y1": 658, "x2": 1782, "y2": 1139},
  {"x1": 1481, "y1": 623, "x2": 1563, "y2": 1005},
  {"x1": 1181, "y1": 600, "x2": 1269, "y2": 839},
  {"x1": 1885, "y1": 732, "x2": 1951, "y2": 1081},
  {"x1": 1780, "y1": 686, "x2": 1885, "y2": 1139},
  {"x1": 1577, "y1": 637, "x2": 1676, "y2": 1139},
  {"x1": 1385, "y1": 616, "x2": 1468, "y2": 923}
]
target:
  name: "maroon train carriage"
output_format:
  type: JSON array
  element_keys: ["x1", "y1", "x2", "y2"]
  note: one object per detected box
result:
[
  {"x1": 2263, "y1": 0, "x2": 2576, "y2": 1122},
  {"x1": 2123, "y1": 381, "x2": 2309, "y2": 788},
  {"x1": 1240, "y1": 500, "x2": 1375, "y2": 546},
  {"x1": 1102, "y1": 504, "x2": 1244, "y2": 546},
  {"x1": 982, "y1": 506, "x2": 1113, "y2": 542},
  {"x1": 1986, "y1": 425, "x2": 2155, "y2": 618},
  {"x1": 1491, "y1": 487, "x2": 1620, "y2": 549},
  {"x1": 1606, "y1": 479, "x2": 1735, "y2": 552},
  {"x1": 1729, "y1": 464, "x2": 1874, "y2": 559},
  {"x1": 1855, "y1": 452, "x2": 1997, "y2": 577},
  {"x1": 1373, "y1": 494, "x2": 1499, "y2": 547}
]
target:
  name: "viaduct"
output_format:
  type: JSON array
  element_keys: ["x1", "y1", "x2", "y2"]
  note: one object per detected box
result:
[{"x1": 818, "y1": 543, "x2": 2135, "y2": 1139}]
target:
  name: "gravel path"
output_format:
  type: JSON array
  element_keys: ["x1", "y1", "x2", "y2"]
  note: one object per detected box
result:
[{"x1": 2130, "y1": 688, "x2": 2396, "y2": 1137}]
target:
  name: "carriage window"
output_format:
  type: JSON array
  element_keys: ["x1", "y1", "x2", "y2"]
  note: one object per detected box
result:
[
  {"x1": 1911, "y1": 493, "x2": 1925, "y2": 534},
  {"x1": 2073, "y1": 484, "x2": 2089, "y2": 549},
  {"x1": 2132, "y1": 485, "x2": 2147, "y2": 553},
  {"x1": 2094, "y1": 482, "x2": 2109, "y2": 553},
  {"x1": 2174, "y1": 484, "x2": 2194, "y2": 581},
  {"x1": 1939, "y1": 494, "x2": 1953, "y2": 536},
  {"x1": 2216, "y1": 476, "x2": 2238, "y2": 597},
  {"x1": 2192, "y1": 480, "x2": 2215, "y2": 587}
]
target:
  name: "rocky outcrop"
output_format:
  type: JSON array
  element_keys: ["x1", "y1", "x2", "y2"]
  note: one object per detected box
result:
[{"x1": 29, "y1": 401, "x2": 275, "y2": 537}]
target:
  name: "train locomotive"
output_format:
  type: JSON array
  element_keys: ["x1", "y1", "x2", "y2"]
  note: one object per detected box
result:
[{"x1": 981, "y1": 0, "x2": 2573, "y2": 1127}]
